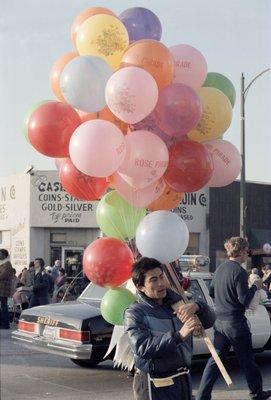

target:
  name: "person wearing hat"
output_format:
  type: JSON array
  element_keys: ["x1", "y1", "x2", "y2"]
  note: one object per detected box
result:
[{"x1": 0, "y1": 249, "x2": 13, "y2": 329}]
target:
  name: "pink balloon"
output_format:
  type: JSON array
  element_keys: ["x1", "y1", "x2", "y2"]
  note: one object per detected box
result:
[
  {"x1": 204, "y1": 139, "x2": 241, "y2": 187},
  {"x1": 151, "y1": 83, "x2": 202, "y2": 137},
  {"x1": 118, "y1": 130, "x2": 169, "y2": 189},
  {"x1": 110, "y1": 172, "x2": 166, "y2": 208},
  {"x1": 69, "y1": 120, "x2": 126, "y2": 177},
  {"x1": 105, "y1": 66, "x2": 158, "y2": 124},
  {"x1": 170, "y1": 44, "x2": 207, "y2": 89}
]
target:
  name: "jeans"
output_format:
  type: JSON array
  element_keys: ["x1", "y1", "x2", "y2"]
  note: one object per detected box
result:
[
  {"x1": 196, "y1": 319, "x2": 263, "y2": 400},
  {"x1": 0, "y1": 296, "x2": 10, "y2": 328}
]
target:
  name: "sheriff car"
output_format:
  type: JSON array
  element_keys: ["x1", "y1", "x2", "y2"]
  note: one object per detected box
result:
[{"x1": 12, "y1": 272, "x2": 271, "y2": 368}]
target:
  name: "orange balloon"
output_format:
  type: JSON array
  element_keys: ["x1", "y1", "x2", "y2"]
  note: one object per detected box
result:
[
  {"x1": 71, "y1": 7, "x2": 116, "y2": 46},
  {"x1": 50, "y1": 52, "x2": 78, "y2": 101},
  {"x1": 148, "y1": 184, "x2": 184, "y2": 211},
  {"x1": 76, "y1": 107, "x2": 129, "y2": 133},
  {"x1": 121, "y1": 39, "x2": 174, "y2": 90}
]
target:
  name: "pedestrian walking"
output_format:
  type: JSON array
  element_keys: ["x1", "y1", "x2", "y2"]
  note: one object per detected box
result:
[
  {"x1": 51, "y1": 259, "x2": 61, "y2": 283},
  {"x1": 248, "y1": 269, "x2": 268, "y2": 311},
  {"x1": 0, "y1": 249, "x2": 13, "y2": 329},
  {"x1": 196, "y1": 237, "x2": 271, "y2": 400},
  {"x1": 45, "y1": 266, "x2": 55, "y2": 301},
  {"x1": 124, "y1": 257, "x2": 216, "y2": 400}
]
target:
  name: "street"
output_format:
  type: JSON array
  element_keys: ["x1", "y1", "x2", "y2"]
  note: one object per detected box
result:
[{"x1": 1, "y1": 325, "x2": 270, "y2": 400}]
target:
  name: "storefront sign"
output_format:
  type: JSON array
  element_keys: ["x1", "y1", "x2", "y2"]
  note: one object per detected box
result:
[
  {"x1": 30, "y1": 171, "x2": 99, "y2": 228},
  {"x1": 175, "y1": 188, "x2": 209, "y2": 232}
]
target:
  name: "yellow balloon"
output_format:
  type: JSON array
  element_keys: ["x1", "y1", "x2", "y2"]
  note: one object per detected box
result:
[
  {"x1": 188, "y1": 87, "x2": 233, "y2": 142},
  {"x1": 76, "y1": 14, "x2": 129, "y2": 70}
]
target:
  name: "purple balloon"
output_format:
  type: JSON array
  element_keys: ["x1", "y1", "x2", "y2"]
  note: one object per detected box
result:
[
  {"x1": 132, "y1": 115, "x2": 181, "y2": 149},
  {"x1": 119, "y1": 7, "x2": 162, "y2": 42},
  {"x1": 152, "y1": 83, "x2": 203, "y2": 137}
]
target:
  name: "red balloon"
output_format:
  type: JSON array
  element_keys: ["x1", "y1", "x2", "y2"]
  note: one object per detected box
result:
[
  {"x1": 28, "y1": 101, "x2": 81, "y2": 157},
  {"x1": 59, "y1": 158, "x2": 109, "y2": 201},
  {"x1": 83, "y1": 237, "x2": 134, "y2": 287},
  {"x1": 164, "y1": 140, "x2": 214, "y2": 192}
]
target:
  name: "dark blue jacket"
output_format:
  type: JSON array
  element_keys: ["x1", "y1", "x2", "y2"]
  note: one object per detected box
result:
[{"x1": 124, "y1": 289, "x2": 215, "y2": 378}]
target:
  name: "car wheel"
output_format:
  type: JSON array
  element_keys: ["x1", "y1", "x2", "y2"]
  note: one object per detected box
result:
[
  {"x1": 70, "y1": 358, "x2": 101, "y2": 368},
  {"x1": 70, "y1": 348, "x2": 108, "y2": 368}
]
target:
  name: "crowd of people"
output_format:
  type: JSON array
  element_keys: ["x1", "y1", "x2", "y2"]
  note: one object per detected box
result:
[{"x1": 0, "y1": 250, "x2": 90, "y2": 329}]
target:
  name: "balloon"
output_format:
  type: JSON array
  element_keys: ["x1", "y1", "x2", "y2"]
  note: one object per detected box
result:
[
  {"x1": 83, "y1": 237, "x2": 134, "y2": 287},
  {"x1": 164, "y1": 140, "x2": 214, "y2": 192},
  {"x1": 105, "y1": 66, "x2": 158, "y2": 124},
  {"x1": 23, "y1": 100, "x2": 52, "y2": 142},
  {"x1": 119, "y1": 7, "x2": 162, "y2": 42},
  {"x1": 136, "y1": 211, "x2": 189, "y2": 263},
  {"x1": 263, "y1": 243, "x2": 271, "y2": 254},
  {"x1": 60, "y1": 55, "x2": 112, "y2": 113},
  {"x1": 132, "y1": 115, "x2": 181, "y2": 148},
  {"x1": 188, "y1": 88, "x2": 233, "y2": 143},
  {"x1": 77, "y1": 107, "x2": 128, "y2": 133},
  {"x1": 96, "y1": 190, "x2": 146, "y2": 241},
  {"x1": 204, "y1": 139, "x2": 241, "y2": 187},
  {"x1": 170, "y1": 44, "x2": 207, "y2": 89},
  {"x1": 151, "y1": 83, "x2": 202, "y2": 137},
  {"x1": 50, "y1": 52, "x2": 78, "y2": 101},
  {"x1": 101, "y1": 287, "x2": 136, "y2": 325},
  {"x1": 71, "y1": 7, "x2": 116, "y2": 46},
  {"x1": 69, "y1": 119, "x2": 126, "y2": 177},
  {"x1": 110, "y1": 173, "x2": 166, "y2": 208},
  {"x1": 76, "y1": 14, "x2": 129, "y2": 70},
  {"x1": 203, "y1": 72, "x2": 236, "y2": 107},
  {"x1": 118, "y1": 130, "x2": 169, "y2": 189},
  {"x1": 28, "y1": 101, "x2": 81, "y2": 158},
  {"x1": 59, "y1": 158, "x2": 109, "y2": 200},
  {"x1": 121, "y1": 39, "x2": 174, "y2": 89},
  {"x1": 148, "y1": 184, "x2": 184, "y2": 211}
]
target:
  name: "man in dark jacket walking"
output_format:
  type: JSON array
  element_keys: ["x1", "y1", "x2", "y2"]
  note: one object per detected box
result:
[
  {"x1": 124, "y1": 257, "x2": 216, "y2": 400},
  {"x1": 29, "y1": 258, "x2": 50, "y2": 308},
  {"x1": 196, "y1": 237, "x2": 271, "y2": 400},
  {"x1": 0, "y1": 249, "x2": 13, "y2": 329}
]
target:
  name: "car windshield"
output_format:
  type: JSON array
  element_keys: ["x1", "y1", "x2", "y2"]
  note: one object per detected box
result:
[{"x1": 79, "y1": 283, "x2": 107, "y2": 300}]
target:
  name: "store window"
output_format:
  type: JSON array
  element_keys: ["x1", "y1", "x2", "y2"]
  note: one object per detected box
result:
[{"x1": 50, "y1": 246, "x2": 62, "y2": 266}]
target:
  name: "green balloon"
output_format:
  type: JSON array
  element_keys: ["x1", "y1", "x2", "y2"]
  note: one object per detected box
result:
[
  {"x1": 203, "y1": 72, "x2": 236, "y2": 107},
  {"x1": 23, "y1": 100, "x2": 52, "y2": 142},
  {"x1": 96, "y1": 190, "x2": 146, "y2": 241},
  {"x1": 101, "y1": 287, "x2": 136, "y2": 325}
]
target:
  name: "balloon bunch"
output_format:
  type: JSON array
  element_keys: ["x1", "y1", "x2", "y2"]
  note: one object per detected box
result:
[{"x1": 24, "y1": 6, "x2": 241, "y2": 326}]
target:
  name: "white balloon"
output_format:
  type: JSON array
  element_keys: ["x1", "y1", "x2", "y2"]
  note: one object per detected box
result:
[
  {"x1": 263, "y1": 243, "x2": 271, "y2": 254},
  {"x1": 60, "y1": 55, "x2": 112, "y2": 112},
  {"x1": 136, "y1": 210, "x2": 189, "y2": 263}
]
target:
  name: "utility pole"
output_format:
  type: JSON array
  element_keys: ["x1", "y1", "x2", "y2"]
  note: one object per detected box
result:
[{"x1": 239, "y1": 68, "x2": 270, "y2": 238}]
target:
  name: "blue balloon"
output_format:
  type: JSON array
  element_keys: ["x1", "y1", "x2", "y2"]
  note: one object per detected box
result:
[
  {"x1": 119, "y1": 7, "x2": 162, "y2": 42},
  {"x1": 60, "y1": 55, "x2": 112, "y2": 113}
]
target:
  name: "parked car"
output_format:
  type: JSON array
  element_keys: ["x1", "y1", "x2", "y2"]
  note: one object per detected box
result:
[{"x1": 12, "y1": 271, "x2": 271, "y2": 368}]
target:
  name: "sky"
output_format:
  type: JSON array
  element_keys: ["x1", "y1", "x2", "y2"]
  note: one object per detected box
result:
[{"x1": 0, "y1": 0, "x2": 270, "y2": 183}]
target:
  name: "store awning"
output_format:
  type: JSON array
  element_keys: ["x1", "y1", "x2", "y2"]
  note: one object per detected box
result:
[{"x1": 249, "y1": 228, "x2": 271, "y2": 250}]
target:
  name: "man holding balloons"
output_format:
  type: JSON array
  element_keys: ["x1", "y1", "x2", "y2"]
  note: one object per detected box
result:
[{"x1": 124, "y1": 257, "x2": 216, "y2": 400}]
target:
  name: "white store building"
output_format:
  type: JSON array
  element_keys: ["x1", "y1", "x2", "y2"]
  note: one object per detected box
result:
[{"x1": 0, "y1": 169, "x2": 210, "y2": 273}]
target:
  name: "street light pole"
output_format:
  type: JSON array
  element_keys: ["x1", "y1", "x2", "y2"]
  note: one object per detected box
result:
[{"x1": 240, "y1": 68, "x2": 271, "y2": 238}]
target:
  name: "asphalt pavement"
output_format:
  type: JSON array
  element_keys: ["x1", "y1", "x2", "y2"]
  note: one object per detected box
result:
[{"x1": 1, "y1": 323, "x2": 271, "y2": 400}]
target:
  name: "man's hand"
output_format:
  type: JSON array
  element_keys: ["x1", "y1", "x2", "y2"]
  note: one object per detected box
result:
[
  {"x1": 253, "y1": 278, "x2": 262, "y2": 290},
  {"x1": 179, "y1": 316, "x2": 202, "y2": 340},
  {"x1": 175, "y1": 302, "x2": 200, "y2": 323}
]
